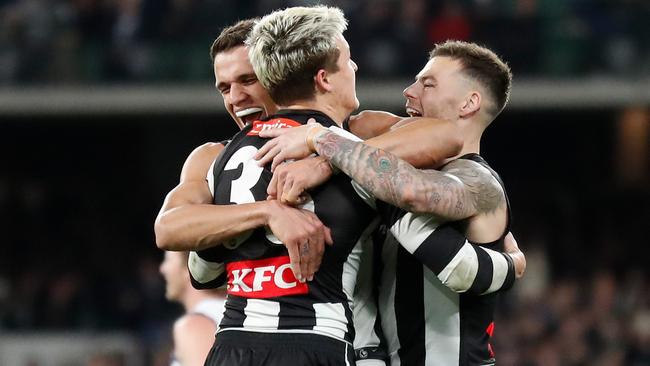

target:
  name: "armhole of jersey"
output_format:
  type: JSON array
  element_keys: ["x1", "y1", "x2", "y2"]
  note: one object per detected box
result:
[
  {"x1": 456, "y1": 154, "x2": 511, "y2": 243},
  {"x1": 207, "y1": 139, "x2": 232, "y2": 200},
  {"x1": 206, "y1": 158, "x2": 216, "y2": 199},
  {"x1": 351, "y1": 181, "x2": 377, "y2": 209},
  {"x1": 342, "y1": 116, "x2": 351, "y2": 132}
]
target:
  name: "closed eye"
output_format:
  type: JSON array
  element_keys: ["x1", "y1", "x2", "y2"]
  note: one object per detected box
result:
[
  {"x1": 242, "y1": 77, "x2": 257, "y2": 85},
  {"x1": 419, "y1": 76, "x2": 436, "y2": 89}
]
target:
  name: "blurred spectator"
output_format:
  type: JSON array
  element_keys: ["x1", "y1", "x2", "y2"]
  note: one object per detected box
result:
[
  {"x1": 1, "y1": 0, "x2": 649, "y2": 83},
  {"x1": 427, "y1": 1, "x2": 472, "y2": 44}
]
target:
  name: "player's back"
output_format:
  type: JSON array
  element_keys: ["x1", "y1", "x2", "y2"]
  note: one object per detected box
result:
[{"x1": 192, "y1": 109, "x2": 376, "y2": 345}]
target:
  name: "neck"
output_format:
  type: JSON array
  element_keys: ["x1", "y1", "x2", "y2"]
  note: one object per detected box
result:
[
  {"x1": 455, "y1": 118, "x2": 485, "y2": 157},
  {"x1": 284, "y1": 99, "x2": 347, "y2": 126}
]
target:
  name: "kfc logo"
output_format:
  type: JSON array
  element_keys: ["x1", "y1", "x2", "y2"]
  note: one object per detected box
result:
[
  {"x1": 247, "y1": 118, "x2": 302, "y2": 136},
  {"x1": 226, "y1": 256, "x2": 309, "y2": 298}
]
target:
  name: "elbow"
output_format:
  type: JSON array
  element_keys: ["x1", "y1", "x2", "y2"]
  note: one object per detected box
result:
[
  {"x1": 395, "y1": 188, "x2": 423, "y2": 213},
  {"x1": 513, "y1": 251, "x2": 526, "y2": 279},
  {"x1": 397, "y1": 187, "x2": 435, "y2": 215},
  {"x1": 154, "y1": 216, "x2": 179, "y2": 250}
]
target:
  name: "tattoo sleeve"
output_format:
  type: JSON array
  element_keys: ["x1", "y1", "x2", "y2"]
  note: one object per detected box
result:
[{"x1": 312, "y1": 131, "x2": 504, "y2": 220}]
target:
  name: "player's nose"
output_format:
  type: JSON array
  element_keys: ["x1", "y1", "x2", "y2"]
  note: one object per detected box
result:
[
  {"x1": 403, "y1": 82, "x2": 417, "y2": 99},
  {"x1": 230, "y1": 83, "x2": 248, "y2": 105}
]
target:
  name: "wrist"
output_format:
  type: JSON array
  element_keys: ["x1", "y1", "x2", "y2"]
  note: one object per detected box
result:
[
  {"x1": 260, "y1": 200, "x2": 280, "y2": 225},
  {"x1": 316, "y1": 155, "x2": 339, "y2": 176},
  {"x1": 306, "y1": 125, "x2": 328, "y2": 152}
]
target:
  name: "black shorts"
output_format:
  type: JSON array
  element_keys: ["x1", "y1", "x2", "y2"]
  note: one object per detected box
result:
[{"x1": 205, "y1": 331, "x2": 355, "y2": 366}]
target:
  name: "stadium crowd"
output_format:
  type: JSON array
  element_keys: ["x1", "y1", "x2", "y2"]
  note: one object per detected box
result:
[{"x1": 1, "y1": 0, "x2": 649, "y2": 84}]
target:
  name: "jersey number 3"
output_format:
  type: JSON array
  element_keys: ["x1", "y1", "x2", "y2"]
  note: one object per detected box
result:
[
  {"x1": 222, "y1": 145, "x2": 315, "y2": 246},
  {"x1": 224, "y1": 146, "x2": 263, "y2": 204}
]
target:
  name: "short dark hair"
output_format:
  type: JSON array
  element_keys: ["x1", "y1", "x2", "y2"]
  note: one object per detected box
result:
[
  {"x1": 210, "y1": 18, "x2": 259, "y2": 62},
  {"x1": 430, "y1": 40, "x2": 512, "y2": 117}
]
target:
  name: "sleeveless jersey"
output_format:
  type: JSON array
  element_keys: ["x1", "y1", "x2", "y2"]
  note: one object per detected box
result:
[
  {"x1": 372, "y1": 153, "x2": 515, "y2": 366},
  {"x1": 188, "y1": 109, "x2": 376, "y2": 345}
]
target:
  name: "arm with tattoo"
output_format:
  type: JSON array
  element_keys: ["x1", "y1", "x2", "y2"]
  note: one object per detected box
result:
[{"x1": 310, "y1": 129, "x2": 504, "y2": 220}]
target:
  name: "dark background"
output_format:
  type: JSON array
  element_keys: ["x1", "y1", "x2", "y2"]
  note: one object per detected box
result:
[{"x1": 1, "y1": 0, "x2": 649, "y2": 365}]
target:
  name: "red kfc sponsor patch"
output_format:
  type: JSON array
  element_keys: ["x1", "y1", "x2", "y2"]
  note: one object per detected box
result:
[
  {"x1": 226, "y1": 256, "x2": 309, "y2": 298},
  {"x1": 247, "y1": 118, "x2": 302, "y2": 136}
]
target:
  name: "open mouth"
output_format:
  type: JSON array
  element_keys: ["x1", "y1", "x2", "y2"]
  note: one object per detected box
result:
[
  {"x1": 236, "y1": 107, "x2": 264, "y2": 125},
  {"x1": 406, "y1": 107, "x2": 422, "y2": 117}
]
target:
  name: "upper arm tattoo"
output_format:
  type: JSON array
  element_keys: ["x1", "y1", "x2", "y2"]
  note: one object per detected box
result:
[
  {"x1": 312, "y1": 131, "x2": 503, "y2": 219},
  {"x1": 441, "y1": 159, "x2": 505, "y2": 214}
]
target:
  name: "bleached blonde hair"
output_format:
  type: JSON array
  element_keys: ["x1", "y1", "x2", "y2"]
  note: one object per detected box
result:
[{"x1": 246, "y1": 6, "x2": 348, "y2": 105}]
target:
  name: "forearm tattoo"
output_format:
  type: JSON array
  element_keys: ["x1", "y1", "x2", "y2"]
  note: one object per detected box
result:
[{"x1": 313, "y1": 131, "x2": 504, "y2": 219}]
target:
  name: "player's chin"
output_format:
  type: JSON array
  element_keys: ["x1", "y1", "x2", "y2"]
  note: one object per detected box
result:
[{"x1": 346, "y1": 97, "x2": 360, "y2": 114}]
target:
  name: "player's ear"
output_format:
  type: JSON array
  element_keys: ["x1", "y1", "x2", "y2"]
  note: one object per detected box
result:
[
  {"x1": 460, "y1": 91, "x2": 481, "y2": 118},
  {"x1": 314, "y1": 69, "x2": 333, "y2": 93}
]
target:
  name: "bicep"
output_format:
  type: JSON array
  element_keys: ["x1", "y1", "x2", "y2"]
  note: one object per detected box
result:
[
  {"x1": 161, "y1": 142, "x2": 224, "y2": 211},
  {"x1": 161, "y1": 180, "x2": 214, "y2": 213}
]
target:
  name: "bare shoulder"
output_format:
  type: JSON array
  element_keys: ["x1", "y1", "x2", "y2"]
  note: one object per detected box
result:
[
  {"x1": 180, "y1": 142, "x2": 225, "y2": 182},
  {"x1": 441, "y1": 159, "x2": 505, "y2": 214},
  {"x1": 188, "y1": 142, "x2": 225, "y2": 162}
]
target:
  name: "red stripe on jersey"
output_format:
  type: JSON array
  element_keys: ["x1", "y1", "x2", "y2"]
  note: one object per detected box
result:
[
  {"x1": 486, "y1": 322, "x2": 495, "y2": 337},
  {"x1": 226, "y1": 256, "x2": 309, "y2": 298},
  {"x1": 247, "y1": 118, "x2": 301, "y2": 136},
  {"x1": 486, "y1": 322, "x2": 495, "y2": 358}
]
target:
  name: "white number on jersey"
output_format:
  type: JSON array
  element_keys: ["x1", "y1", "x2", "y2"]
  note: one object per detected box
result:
[
  {"x1": 224, "y1": 145, "x2": 264, "y2": 204},
  {"x1": 222, "y1": 146, "x2": 263, "y2": 248}
]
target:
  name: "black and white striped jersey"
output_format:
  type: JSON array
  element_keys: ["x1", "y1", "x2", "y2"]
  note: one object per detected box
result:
[
  {"x1": 368, "y1": 153, "x2": 515, "y2": 366},
  {"x1": 188, "y1": 109, "x2": 377, "y2": 345},
  {"x1": 351, "y1": 228, "x2": 389, "y2": 365}
]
